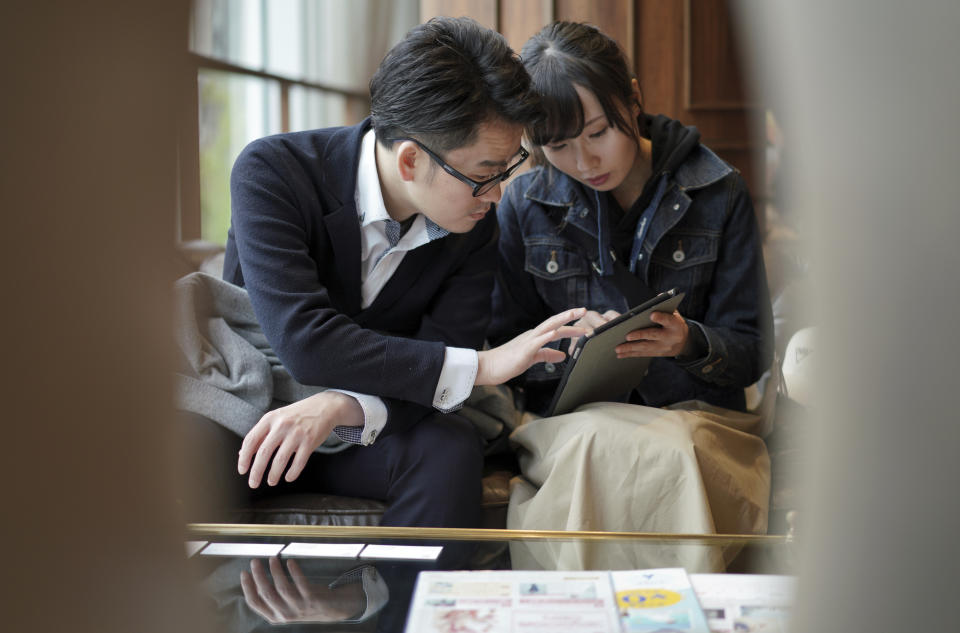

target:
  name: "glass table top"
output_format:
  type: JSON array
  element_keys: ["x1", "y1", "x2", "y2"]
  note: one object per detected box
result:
[{"x1": 186, "y1": 524, "x2": 796, "y2": 632}]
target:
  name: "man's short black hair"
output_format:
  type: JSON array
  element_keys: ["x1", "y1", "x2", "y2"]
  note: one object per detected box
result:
[{"x1": 370, "y1": 16, "x2": 541, "y2": 153}]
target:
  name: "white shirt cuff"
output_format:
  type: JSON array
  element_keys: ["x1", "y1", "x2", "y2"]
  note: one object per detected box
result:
[
  {"x1": 432, "y1": 347, "x2": 478, "y2": 413},
  {"x1": 326, "y1": 389, "x2": 388, "y2": 446}
]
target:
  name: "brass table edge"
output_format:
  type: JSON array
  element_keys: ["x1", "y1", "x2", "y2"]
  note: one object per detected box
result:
[{"x1": 186, "y1": 523, "x2": 791, "y2": 544}]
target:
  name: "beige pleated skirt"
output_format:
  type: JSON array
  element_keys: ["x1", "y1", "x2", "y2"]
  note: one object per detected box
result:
[{"x1": 506, "y1": 400, "x2": 771, "y2": 573}]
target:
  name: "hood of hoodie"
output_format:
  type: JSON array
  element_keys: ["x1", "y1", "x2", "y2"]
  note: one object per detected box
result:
[
  {"x1": 605, "y1": 114, "x2": 702, "y2": 258},
  {"x1": 646, "y1": 113, "x2": 701, "y2": 180}
]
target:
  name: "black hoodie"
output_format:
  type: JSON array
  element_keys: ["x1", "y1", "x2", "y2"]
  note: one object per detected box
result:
[
  {"x1": 608, "y1": 114, "x2": 708, "y2": 361},
  {"x1": 610, "y1": 114, "x2": 701, "y2": 259}
]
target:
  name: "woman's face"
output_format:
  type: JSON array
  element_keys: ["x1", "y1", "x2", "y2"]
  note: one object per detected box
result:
[{"x1": 540, "y1": 84, "x2": 641, "y2": 193}]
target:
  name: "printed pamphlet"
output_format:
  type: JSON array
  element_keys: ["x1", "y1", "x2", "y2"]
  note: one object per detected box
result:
[
  {"x1": 689, "y1": 573, "x2": 796, "y2": 633},
  {"x1": 404, "y1": 568, "x2": 715, "y2": 633},
  {"x1": 611, "y1": 568, "x2": 711, "y2": 632}
]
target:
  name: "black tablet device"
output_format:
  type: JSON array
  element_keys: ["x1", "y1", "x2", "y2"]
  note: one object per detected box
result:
[{"x1": 546, "y1": 288, "x2": 685, "y2": 416}]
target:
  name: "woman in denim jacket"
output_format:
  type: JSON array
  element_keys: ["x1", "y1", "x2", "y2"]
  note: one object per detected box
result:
[{"x1": 489, "y1": 22, "x2": 775, "y2": 570}]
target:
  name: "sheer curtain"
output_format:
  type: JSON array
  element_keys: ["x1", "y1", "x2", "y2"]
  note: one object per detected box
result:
[
  {"x1": 189, "y1": 0, "x2": 418, "y2": 242},
  {"x1": 191, "y1": 0, "x2": 417, "y2": 92}
]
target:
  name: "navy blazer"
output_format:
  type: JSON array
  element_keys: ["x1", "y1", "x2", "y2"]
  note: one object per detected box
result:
[{"x1": 223, "y1": 118, "x2": 498, "y2": 435}]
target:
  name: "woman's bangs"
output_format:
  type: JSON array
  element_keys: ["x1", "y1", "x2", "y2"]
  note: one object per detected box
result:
[{"x1": 527, "y1": 75, "x2": 584, "y2": 146}]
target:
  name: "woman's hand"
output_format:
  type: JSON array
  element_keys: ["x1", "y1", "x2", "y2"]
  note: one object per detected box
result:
[
  {"x1": 238, "y1": 391, "x2": 363, "y2": 488},
  {"x1": 476, "y1": 308, "x2": 587, "y2": 385},
  {"x1": 567, "y1": 309, "x2": 621, "y2": 354},
  {"x1": 616, "y1": 309, "x2": 690, "y2": 358}
]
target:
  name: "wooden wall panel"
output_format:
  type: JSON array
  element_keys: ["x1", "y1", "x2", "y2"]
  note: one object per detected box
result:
[
  {"x1": 691, "y1": 111, "x2": 751, "y2": 147},
  {"x1": 635, "y1": 0, "x2": 684, "y2": 121},
  {"x1": 420, "y1": 0, "x2": 497, "y2": 29},
  {"x1": 555, "y1": 0, "x2": 633, "y2": 64},
  {"x1": 686, "y1": 0, "x2": 750, "y2": 109},
  {"x1": 636, "y1": 0, "x2": 764, "y2": 209},
  {"x1": 499, "y1": 0, "x2": 552, "y2": 56}
]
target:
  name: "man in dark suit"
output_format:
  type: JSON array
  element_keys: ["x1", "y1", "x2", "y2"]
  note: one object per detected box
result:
[{"x1": 207, "y1": 17, "x2": 583, "y2": 528}]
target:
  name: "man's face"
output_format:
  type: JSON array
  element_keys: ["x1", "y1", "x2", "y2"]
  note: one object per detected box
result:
[{"x1": 408, "y1": 119, "x2": 525, "y2": 233}]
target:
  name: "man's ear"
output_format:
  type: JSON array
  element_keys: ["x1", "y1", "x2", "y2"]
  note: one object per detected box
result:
[{"x1": 396, "y1": 141, "x2": 420, "y2": 183}]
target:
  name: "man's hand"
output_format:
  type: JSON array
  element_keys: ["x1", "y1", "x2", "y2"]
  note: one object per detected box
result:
[
  {"x1": 476, "y1": 308, "x2": 587, "y2": 386},
  {"x1": 567, "y1": 309, "x2": 621, "y2": 354},
  {"x1": 241, "y1": 558, "x2": 363, "y2": 624},
  {"x1": 238, "y1": 391, "x2": 363, "y2": 488},
  {"x1": 616, "y1": 309, "x2": 690, "y2": 358}
]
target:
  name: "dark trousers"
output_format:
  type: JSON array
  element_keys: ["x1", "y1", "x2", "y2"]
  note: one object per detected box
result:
[{"x1": 177, "y1": 411, "x2": 484, "y2": 528}]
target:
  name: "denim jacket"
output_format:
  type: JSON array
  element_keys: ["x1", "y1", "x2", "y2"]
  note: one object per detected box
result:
[{"x1": 490, "y1": 142, "x2": 773, "y2": 414}]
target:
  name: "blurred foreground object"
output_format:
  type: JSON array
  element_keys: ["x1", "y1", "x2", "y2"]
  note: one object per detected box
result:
[{"x1": 1, "y1": 2, "x2": 216, "y2": 632}]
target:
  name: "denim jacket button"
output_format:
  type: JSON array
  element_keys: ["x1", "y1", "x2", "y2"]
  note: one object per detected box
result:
[
  {"x1": 546, "y1": 260, "x2": 559, "y2": 274},
  {"x1": 544, "y1": 362, "x2": 556, "y2": 373},
  {"x1": 579, "y1": 209, "x2": 589, "y2": 218},
  {"x1": 672, "y1": 249, "x2": 685, "y2": 263},
  {"x1": 673, "y1": 203, "x2": 680, "y2": 211}
]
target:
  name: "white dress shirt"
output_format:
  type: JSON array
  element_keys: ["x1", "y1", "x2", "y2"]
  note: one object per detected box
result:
[{"x1": 328, "y1": 130, "x2": 479, "y2": 445}]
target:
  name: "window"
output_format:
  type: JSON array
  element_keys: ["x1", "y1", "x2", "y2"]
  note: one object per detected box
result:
[{"x1": 184, "y1": 0, "x2": 418, "y2": 244}]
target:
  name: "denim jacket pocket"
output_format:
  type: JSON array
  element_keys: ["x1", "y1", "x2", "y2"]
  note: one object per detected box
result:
[
  {"x1": 524, "y1": 238, "x2": 588, "y2": 279},
  {"x1": 523, "y1": 238, "x2": 590, "y2": 311},
  {"x1": 649, "y1": 230, "x2": 720, "y2": 318}
]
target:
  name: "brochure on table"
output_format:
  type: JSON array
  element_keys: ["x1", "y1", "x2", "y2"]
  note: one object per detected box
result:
[
  {"x1": 689, "y1": 573, "x2": 796, "y2": 633},
  {"x1": 404, "y1": 567, "x2": 710, "y2": 633},
  {"x1": 611, "y1": 568, "x2": 711, "y2": 632}
]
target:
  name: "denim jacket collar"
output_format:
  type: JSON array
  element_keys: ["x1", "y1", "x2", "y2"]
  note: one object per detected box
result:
[
  {"x1": 521, "y1": 142, "x2": 733, "y2": 210},
  {"x1": 672, "y1": 144, "x2": 733, "y2": 191},
  {"x1": 522, "y1": 165, "x2": 598, "y2": 236},
  {"x1": 520, "y1": 142, "x2": 734, "y2": 277}
]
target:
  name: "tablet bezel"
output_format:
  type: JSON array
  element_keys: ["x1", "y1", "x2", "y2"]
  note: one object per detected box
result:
[{"x1": 546, "y1": 288, "x2": 685, "y2": 416}]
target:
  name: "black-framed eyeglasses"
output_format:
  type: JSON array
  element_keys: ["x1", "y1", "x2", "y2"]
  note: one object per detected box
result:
[{"x1": 388, "y1": 137, "x2": 529, "y2": 197}]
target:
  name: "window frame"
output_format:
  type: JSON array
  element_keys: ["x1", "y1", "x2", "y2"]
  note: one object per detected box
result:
[{"x1": 177, "y1": 51, "x2": 369, "y2": 243}]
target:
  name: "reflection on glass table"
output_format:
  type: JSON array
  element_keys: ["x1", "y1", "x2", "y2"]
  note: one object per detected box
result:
[{"x1": 186, "y1": 524, "x2": 796, "y2": 632}]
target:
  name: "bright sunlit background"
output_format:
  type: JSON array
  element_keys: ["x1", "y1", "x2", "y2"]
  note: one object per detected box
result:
[{"x1": 190, "y1": 0, "x2": 418, "y2": 243}]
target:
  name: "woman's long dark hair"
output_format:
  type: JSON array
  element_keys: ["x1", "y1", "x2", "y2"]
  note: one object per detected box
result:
[{"x1": 520, "y1": 21, "x2": 644, "y2": 147}]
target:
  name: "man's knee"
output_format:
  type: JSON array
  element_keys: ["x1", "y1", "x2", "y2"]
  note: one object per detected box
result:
[
  {"x1": 380, "y1": 414, "x2": 484, "y2": 528},
  {"x1": 403, "y1": 413, "x2": 484, "y2": 484}
]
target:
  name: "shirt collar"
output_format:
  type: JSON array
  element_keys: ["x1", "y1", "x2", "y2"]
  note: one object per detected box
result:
[
  {"x1": 356, "y1": 129, "x2": 391, "y2": 228},
  {"x1": 355, "y1": 129, "x2": 450, "y2": 241}
]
